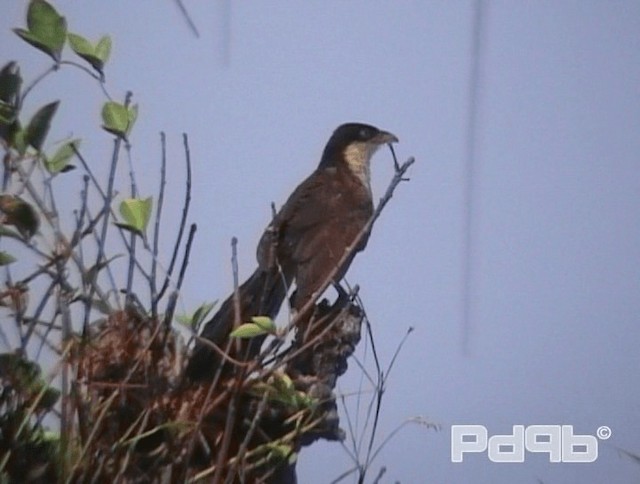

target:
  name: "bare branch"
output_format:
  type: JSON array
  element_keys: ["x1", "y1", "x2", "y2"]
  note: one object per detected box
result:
[
  {"x1": 150, "y1": 132, "x2": 168, "y2": 318},
  {"x1": 157, "y1": 133, "x2": 192, "y2": 302},
  {"x1": 173, "y1": 0, "x2": 200, "y2": 37}
]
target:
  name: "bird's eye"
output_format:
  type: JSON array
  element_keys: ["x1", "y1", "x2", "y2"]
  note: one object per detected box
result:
[{"x1": 359, "y1": 128, "x2": 370, "y2": 139}]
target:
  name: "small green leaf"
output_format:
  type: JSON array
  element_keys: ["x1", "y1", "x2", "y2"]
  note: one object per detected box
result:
[
  {"x1": 44, "y1": 139, "x2": 80, "y2": 174},
  {"x1": 230, "y1": 323, "x2": 268, "y2": 339},
  {"x1": 251, "y1": 316, "x2": 276, "y2": 333},
  {"x1": 0, "y1": 194, "x2": 40, "y2": 239},
  {"x1": 84, "y1": 255, "x2": 122, "y2": 286},
  {"x1": 12, "y1": 126, "x2": 28, "y2": 155},
  {"x1": 272, "y1": 371, "x2": 293, "y2": 391},
  {"x1": 0, "y1": 101, "x2": 16, "y2": 125},
  {"x1": 14, "y1": 0, "x2": 67, "y2": 62},
  {"x1": 175, "y1": 314, "x2": 192, "y2": 326},
  {"x1": 67, "y1": 33, "x2": 93, "y2": 56},
  {"x1": 101, "y1": 101, "x2": 129, "y2": 137},
  {"x1": 39, "y1": 386, "x2": 61, "y2": 411},
  {"x1": 0, "y1": 251, "x2": 17, "y2": 266},
  {"x1": 192, "y1": 301, "x2": 216, "y2": 327},
  {"x1": 68, "y1": 33, "x2": 110, "y2": 74},
  {"x1": 265, "y1": 443, "x2": 293, "y2": 461},
  {"x1": 26, "y1": 100, "x2": 59, "y2": 151},
  {"x1": 13, "y1": 29, "x2": 49, "y2": 57},
  {"x1": 293, "y1": 392, "x2": 316, "y2": 409},
  {"x1": 41, "y1": 431, "x2": 61, "y2": 443},
  {"x1": 126, "y1": 104, "x2": 138, "y2": 135},
  {"x1": 177, "y1": 301, "x2": 217, "y2": 328},
  {"x1": 0, "y1": 62, "x2": 22, "y2": 105},
  {"x1": 0, "y1": 225, "x2": 22, "y2": 240},
  {"x1": 95, "y1": 36, "x2": 112, "y2": 63},
  {"x1": 118, "y1": 197, "x2": 152, "y2": 236},
  {"x1": 0, "y1": 100, "x2": 19, "y2": 145}
]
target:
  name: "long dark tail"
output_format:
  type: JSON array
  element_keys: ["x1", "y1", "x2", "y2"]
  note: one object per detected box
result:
[{"x1": 185, "y1": 267, "x2": 289, "y2": 380}]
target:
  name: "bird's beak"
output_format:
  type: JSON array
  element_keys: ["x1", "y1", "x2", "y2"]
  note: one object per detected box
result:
[{"x1": 373, "y1": 130, "x2": 399, "y2": 145}]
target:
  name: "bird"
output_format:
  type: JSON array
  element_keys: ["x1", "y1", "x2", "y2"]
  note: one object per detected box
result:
[{"x1": 185, "y1": 122, "x2": 398, "y2": 380}]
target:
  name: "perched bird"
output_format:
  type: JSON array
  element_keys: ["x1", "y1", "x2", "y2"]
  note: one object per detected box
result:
[{"x1": 186, "y1": 123, "x2": 398, "y2": 380}]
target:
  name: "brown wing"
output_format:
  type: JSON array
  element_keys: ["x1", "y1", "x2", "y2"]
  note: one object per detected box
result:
[{"x1": 259, "y1": 166, "x2": 373, "y2": 309}]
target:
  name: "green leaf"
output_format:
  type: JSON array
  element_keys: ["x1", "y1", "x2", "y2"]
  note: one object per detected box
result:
[
  {"x1": 192, "y1": 301, "x2": 216, "y2": 328},
  {"x1": 13, "y1": 29, "x2": 49, "y2": 57},
  {"x1": 84, "y1": 255, "x2": 122, "y2": 286},
  {"x1": 44, "y1": 139, "x2": 80, "y2": 174},
  {"x1": 230, "y1": 323, "x2": 268, "y2": 339},
  {"x1": 39, "y1": 386, "x2": 61, "y2": 411},
  {"x1": 41, "y1": 431, "x2": 61, "y2": 443},
  {"x1": 126, "y1": 104, "x2": 138, "y2": 135},
  {"x1": 67, "y1": 33, "x2": 93, "y2": 56},
  {"x1": 0, "y1": 194, "x2": 40, "y2": 239},
  {"x1": 177, "y1": 301, "x2": 217, "y2": 328},
  {"x1": 0, "y1": 105, "x2": 18, "y2": 148},
  {"x1": 118, "y1": 197, "x2": 152, "y2": 236},
  {"x1": 12, "y1": 126, "x2": 28, "y2": 155},
  {"x1": 251, "y1": 316, "x2": 276, "y2": 334},
  {"x1": 287, "y1": 451, "x2": 298, "y2": 465},
  {"x1": 265, "y1": 443, "x2": 294, "y2": 461},
  {"x1": 0, "y1": 62, "x2": 22, "y2": 105},
  {"x1": 0, "y1": 252, "x2": 17, "y2": 266},
  {"x1": 95, "y1": 35, "x2": 112, "y2": 63},
  {"x1": 101, "y1": 101, "x2": 129, "y2": 137},
  {"x1": 0, "y1": 100, "x2": 19, "y2": 145},
  {"x1": 175, "y1": 314, "x2": 192, "y2": 326},
  {"x1": 293, "y1": 392, "x2": 315, "y2": 409},
  {"x1": 0, "y1": 225, "x2": 22, "y2": 240},
  {"x1": 0, "y1": 101, "x2": 16, "y2": 125},
  {"x1": 26, "y1": 100, "x2": 59, "y2": 151},
  {"x1": 68, "y1": 33, "x2": 110, "y2": 74},
  {"x1": 14, "y1": 0, "x2": 67, "y2": 62},
  {"x1": 272, "y1": 372, "x2": 294, "y2": 391}
]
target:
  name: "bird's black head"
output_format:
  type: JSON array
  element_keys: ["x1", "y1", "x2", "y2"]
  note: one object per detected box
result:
[{"x1": 319, "y1": 123, "x2": 398, "y2": 186}]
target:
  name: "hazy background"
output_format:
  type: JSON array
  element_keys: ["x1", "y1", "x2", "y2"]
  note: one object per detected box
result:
[{"x1": 2, "y1": 1, "x2": 639, "y2": 483}]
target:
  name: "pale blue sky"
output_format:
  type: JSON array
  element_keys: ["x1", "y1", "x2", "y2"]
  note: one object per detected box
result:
[{"x1": 2, "y1": 1, "x2": 640, "y2": 483}]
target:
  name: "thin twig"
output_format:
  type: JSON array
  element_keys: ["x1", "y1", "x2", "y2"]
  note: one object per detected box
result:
[
  {"x1": 151, "y1": 132, "x2": 167, "y2": 318},
  {"x1": 18, "y1": 64, "x2": 57, "y2": 110},
  {"x1": 359, "y1": 327, "x2": 414, "y2": 483},
  {"x1": 176, "y1": 224, "x2": 197, "y2": 294},
  {"x1": 157, "y1": 133, "x2": 192, "y2": 301},
  {"x1": 231, "y1": 237, "x2": 241, "y2": 330},
  {"x1": 23, "y1": 279, "x2": 57, "y2": 351},
  {"x1": 124, "y1": 142, "x2": 138, "y2": 306},
  {"x1": 59, "y1": 60, "x2": 101, "y2": 82},
  {"x1": 58, "y1": 60, "x2": 112, "y2": 99},
  {"x1": 13, "y1": 159, "x2": 111, "y2": 314},
  {"x1": 57, "y1": 256, "x2": 73, "y2": 481},
  {"x1": 211, "y1": 236, "x2": 243, "y2": 483},
  {"x1": 223, "y1": 392, "x2": 270, "y2": 484},
  {"x1": 173, "y1": 0, "x2": 200, "y2": 37},
  {"x1": 83, "y1": 129, "x2": 123, "y2": 330},
  {"x1": 72, "y1": 146, "x2": 153, "y2": 284},
  {"x1": 162, "y1": 223, "x2": 197, "y2": 329}
]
